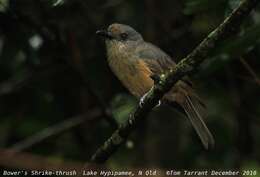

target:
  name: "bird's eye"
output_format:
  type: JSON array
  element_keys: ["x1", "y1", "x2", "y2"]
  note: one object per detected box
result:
[{"x1": 120, "y1": 33, "x2": 128, "y2": 40}]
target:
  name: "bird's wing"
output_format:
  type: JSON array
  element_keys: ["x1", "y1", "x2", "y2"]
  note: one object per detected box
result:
[
  {"x1": 136, "y1": 43, "x2": 212, "y2": 148},
  {"x1": 136, "y1": 42, "x2": 192, "y2": 86},
  {"x1": 136, "y1": 42, "x2": 175, "y2": 74}
]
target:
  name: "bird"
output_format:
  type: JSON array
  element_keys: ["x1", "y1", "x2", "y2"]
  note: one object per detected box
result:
[{"x1": 96, "y1": 23, "x2": 214, "y2": 149}]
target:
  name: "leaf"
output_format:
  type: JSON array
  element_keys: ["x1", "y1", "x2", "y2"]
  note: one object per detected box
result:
[
  {"x1": 52, "y1": 0, "x2": 65, "y2": 7},
  {"x1": 110, "y1": 94, "x2": 136, "y2": 124},
  {"x1": 0, "y1": 0, "x2": 8, "y2": 12}
]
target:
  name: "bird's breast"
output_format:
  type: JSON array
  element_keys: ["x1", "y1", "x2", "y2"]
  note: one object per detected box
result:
[{"x1": 107, "y1": 43, "x2": 154, "y2": 98}]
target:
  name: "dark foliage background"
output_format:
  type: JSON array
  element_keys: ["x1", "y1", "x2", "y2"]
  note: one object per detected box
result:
[{"x1": 0, "y1": 0, "x2": 259, "y2": 172}]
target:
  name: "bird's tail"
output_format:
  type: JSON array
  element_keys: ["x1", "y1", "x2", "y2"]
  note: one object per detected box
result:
[{"x1": 180, "y1": 95, "x2": 214, "y2": 149}]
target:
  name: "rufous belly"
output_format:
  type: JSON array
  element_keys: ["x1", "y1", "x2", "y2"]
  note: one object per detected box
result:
[{"x1": 108, "y1": 56, "x2": 153, "y2": 98}]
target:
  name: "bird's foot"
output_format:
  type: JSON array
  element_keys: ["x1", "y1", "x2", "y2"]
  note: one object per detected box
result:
[
  {"x1": 139, "y1": 92, "x2": 148, "y2": 107},
  {"x1": 155, "y1": 100, "x2": 161, "y2": 107},
  {"x1": 139, "y1": 90, "x2": 161, "y2": 108}
]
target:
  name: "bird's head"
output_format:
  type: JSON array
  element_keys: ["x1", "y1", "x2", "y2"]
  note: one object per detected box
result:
[{"x1": 96, "y1": 23, "x2": 143, "y2": 44}]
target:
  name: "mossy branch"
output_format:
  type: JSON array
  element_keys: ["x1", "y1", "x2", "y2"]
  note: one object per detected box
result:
[{"x1": 90, "y1": 0, "x2": 259, "y2": 163}]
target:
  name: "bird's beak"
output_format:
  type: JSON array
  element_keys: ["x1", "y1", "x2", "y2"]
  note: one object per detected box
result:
[{"x1": 96, "y1": 30, "x2": 113, "y2": 39}]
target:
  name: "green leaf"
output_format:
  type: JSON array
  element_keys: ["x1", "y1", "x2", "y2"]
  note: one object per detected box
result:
[
  {"x1": 110, "y1": 94, "x2": 136, "y2": 124},
  {"x1": 0, "y1": 0, "x2": 9, "y2": 12}
]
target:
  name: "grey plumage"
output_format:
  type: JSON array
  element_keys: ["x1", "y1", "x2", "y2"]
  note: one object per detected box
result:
[{"x1": 136, "y1": 42, "x2": 214, "y2": 149}]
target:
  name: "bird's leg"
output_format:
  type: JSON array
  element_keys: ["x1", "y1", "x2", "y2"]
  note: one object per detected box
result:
[{"x1": 139, "y1": 86, "x2": 161, "y2": 108}]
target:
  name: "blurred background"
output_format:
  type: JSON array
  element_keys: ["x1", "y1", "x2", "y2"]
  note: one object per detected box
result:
[{"x1": 0, "y1": 0, "x2": 260, "y2": 174}]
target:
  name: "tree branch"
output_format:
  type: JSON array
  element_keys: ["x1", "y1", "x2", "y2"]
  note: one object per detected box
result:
[
  {"x1": 10, "y1": 109, "x2": 102, "y2": 152},
  {"x1": 0, "y1": 148, "x2": 85, "y2": 171},
  {"x1": 90, "y1": 0, "x2": 259, "y2": 163}
]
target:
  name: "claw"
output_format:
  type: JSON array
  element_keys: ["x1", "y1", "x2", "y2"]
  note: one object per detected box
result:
[
  {"x1": 139, "y1": 90, "x2": 161, "y2": 108},
  {"x1": 155, "y1": 100, "x2": 161, "y2": 107},
  {"x1": 139, "y1": 92, "x2": 148, "y2": 107}
]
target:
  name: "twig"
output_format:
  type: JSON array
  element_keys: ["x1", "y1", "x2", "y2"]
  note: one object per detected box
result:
[
  {"x1": 0, "y1": 148, "x2": 97, "y2": 172},
  {"x1": 0, "y1": 64, "x2": 67, "y2": 97},
  {"x1": 239, "y1": 57, "x2": 260, "y2": 86},
  {"x1": 10, "y1": 109, "x2": 102, "y2": 152},
  {"x1": 90, "y1": 0, "x2": 259, "y2": 163},
  {"x1": 1, "y1": 7, "x2": 118, "y2": 129}
]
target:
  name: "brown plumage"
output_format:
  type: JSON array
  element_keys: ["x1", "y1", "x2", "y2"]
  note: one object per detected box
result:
[{"x1": 97, "y1": 23, "x2": 214, "y2": 149}]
